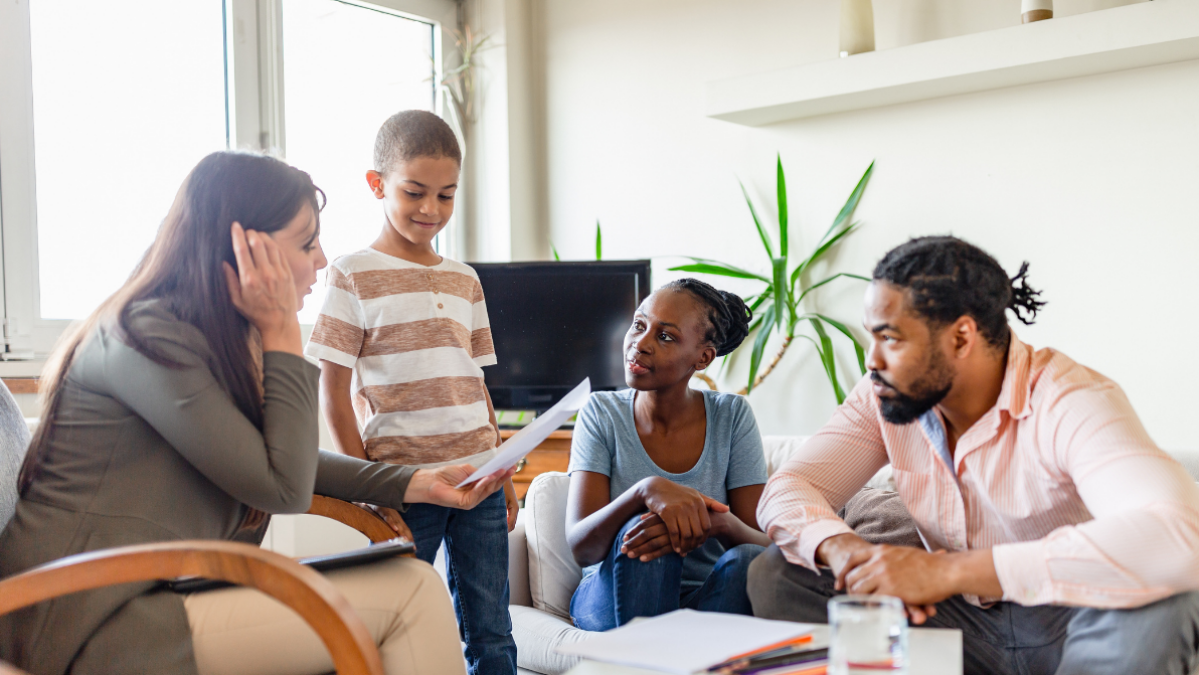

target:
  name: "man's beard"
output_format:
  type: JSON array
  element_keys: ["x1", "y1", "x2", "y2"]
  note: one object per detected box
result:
[{"x1": 871, "y1": 350, "x2": 954, "y2": 425}]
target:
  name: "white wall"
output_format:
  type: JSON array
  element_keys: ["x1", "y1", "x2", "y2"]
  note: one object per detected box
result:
[{"x1": 535, "y1": 0, "x2": 1199, "y2": 451}]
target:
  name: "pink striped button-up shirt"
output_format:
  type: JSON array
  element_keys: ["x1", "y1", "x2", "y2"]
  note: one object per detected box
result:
[{"x1": 759, "y1": 335, "x2": 1199, "y2": 608}]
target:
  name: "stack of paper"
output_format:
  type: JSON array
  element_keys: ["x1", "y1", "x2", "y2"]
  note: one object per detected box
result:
[{"x1": 556, "y1": 609, "x2": 818, "y2": 674}]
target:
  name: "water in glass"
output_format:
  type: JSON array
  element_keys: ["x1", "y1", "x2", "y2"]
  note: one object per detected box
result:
[{"x1": 828, "y1": 595, "x2": 908, "y2": 674}]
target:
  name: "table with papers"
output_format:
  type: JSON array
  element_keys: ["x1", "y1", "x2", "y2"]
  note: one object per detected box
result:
[{"x1": 557, "y1": 610, "x2": 962, "y2": 675}]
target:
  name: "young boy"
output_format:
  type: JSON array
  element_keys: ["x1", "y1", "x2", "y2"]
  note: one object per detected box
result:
[{"x1": 306, "y1": 110, "x2": 518, "y2": 675}]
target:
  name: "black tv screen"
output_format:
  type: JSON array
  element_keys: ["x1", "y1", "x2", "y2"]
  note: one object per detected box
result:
[{"x1": 470, "y1": 260, "x2": 651, "y2": 410}]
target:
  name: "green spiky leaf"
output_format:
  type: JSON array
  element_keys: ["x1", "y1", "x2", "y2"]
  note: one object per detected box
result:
[
  {"x1": 746, "y1": 308, "x2": 776, "y2": 394},
  {"x1": 777, "y1": 154, "x2": 789, "y2": 261},
  {"x1": 595, "y1": 221, "x2": 603, "y2": 260},
  {"x1": 669, "y1": 258, "x2": 770, "y2": 282},
  {"x1": 771, "y1": 257, "x2": 787, "y2": 332},
  {"x1": 809, "y1": 317, "x2": 847, "y2": 403},
  {"x1": 791, "y1": 222, "x2": 862, "y2": 291},
  {"x1": 739, "y1": 180, "x2": 774, "y2": 260},
  {"x1": 747, "y1": 288, "x2": 773, "y2": 314},
  {"x1": 551, "y1": 244, "x2": 561, "y2": 261},
  {"x1": 747, "y1": 314, "x2": 764, "y2": 336},
  {"x1": 795, "y1": 272, "x2": 871, "y2": 305},
  {"x1": 821, "y1": 160, "x2": 873, "y2": 245},
  {"x1": 813, "y1": 313, "x2": 867, "y2": 375}
]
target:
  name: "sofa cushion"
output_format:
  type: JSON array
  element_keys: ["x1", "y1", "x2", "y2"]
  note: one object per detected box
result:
[
  {"x1": 762, "y1": 436, "x2": 808, "y2": 475},
  {"x1": 1169, "y1": 448, "x2": 1199, "y2": 482},
  {"x1": 525, "y1": 472, "x2": 582, "y2": 621},
  {"x1": 509, "y1": 511, "x2": 532, "y2": 607},
  {"x1": 763, "y1": 435, "x2": 895, "y2": 490},
  {"x1": 838, "y1": 487, "x2": 924, "y2": 548}
]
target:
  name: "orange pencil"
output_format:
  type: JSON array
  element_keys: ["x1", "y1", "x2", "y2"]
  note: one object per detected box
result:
[{"x1": 720, "y1": 633, "x2": 815, "y2": 663}]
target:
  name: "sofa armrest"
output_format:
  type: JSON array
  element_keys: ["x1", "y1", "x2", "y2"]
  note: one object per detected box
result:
[
  {"x1": 509, "y1": 509, "x2": 532, "y2": 607},
  {"x1": 510, "y1": 605, "x2": 589, "y2": 675}
]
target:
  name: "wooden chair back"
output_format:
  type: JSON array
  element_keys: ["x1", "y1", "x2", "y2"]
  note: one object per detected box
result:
[
  {"x1": 307, "y1": 495, "x2": 400, "y2": 545},
  {"x1": 0, "y1": 540, "x2": 384, "y2": 675}
]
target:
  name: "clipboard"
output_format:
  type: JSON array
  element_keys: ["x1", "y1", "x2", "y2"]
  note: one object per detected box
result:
[{"x1": 167, "y1": 537, "x2": 416, "y2": 594}]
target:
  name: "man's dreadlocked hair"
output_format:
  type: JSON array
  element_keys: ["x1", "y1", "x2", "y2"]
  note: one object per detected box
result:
[
  {"x1": 872, "y1": 236, "x2": 1046, "y2": 351},
  {"x1": 663, "y1": 278, "x2": 752, "y2": 356}
]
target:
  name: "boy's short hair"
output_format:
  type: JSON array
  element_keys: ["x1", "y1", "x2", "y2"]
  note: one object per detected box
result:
[{"x1": 373, "y1": 110, "x2": 462, "y2": 174}]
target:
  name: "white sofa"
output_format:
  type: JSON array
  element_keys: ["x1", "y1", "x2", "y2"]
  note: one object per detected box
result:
[
  {"x1": 504, "y1": 435, "x2": 1199, "y2": 675},
  {"x1": 505, "y1": 436, "x2": 847, "y2": 675}
]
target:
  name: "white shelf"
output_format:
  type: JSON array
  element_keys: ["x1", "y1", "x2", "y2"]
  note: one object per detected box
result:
[{"x1": 706, "y1": 0, "x2": 1199, "y2": 126}]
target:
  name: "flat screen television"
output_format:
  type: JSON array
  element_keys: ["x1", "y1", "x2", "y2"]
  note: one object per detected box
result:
[{"x1": 469, "y1": 260, "x2": 651, "y2": 411}]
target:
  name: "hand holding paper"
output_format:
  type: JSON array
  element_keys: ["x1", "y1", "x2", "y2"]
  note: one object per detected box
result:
[
  {"x1": 407, "y1": 463, "x2": 516, "y2": 509},
  {"x1": 456, "y1": 378, "x2": 591, "y2": 488}
]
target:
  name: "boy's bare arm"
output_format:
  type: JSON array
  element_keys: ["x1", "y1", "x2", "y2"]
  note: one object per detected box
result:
[
  {"x1": 319, "y1": 360, "x2": 368, "y2": 460},
  {"x1": 483, "y1": 385, "x2": 502, "y2": 447},
  {"x1": 484, "y1": 386, "x2": 520, "y2": 530}
]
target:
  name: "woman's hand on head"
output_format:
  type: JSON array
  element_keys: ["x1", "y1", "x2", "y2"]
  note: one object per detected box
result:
[
  {"x1": 404, "y1": 464, "x2": 518, "y2": 510},
  {"x1": 222, "y1": 222, "x2": 302, "y2": 355},
  {"x1": 636, "y1": 476, "x2": 729, "y2": 555}
]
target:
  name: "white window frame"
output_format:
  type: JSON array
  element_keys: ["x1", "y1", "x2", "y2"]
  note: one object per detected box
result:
[{"x1": 0, "y1": 0, "x2": 457, "y2": 362}]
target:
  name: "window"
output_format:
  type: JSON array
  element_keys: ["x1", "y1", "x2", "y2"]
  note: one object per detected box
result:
[
  {"x1": 282, "y1": 0, "x2": 437, "y2": 323},
  {"x1": 0, "y1": 0, "x2": 455, "y2": 357},
  {"x1": 29, "y1": 0, "x2": 229, "y2": 320}
]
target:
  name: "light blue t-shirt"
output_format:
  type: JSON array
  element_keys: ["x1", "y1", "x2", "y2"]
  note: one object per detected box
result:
[{"x1": 568, "y1": 388, "x2": 768, "y2": 591}]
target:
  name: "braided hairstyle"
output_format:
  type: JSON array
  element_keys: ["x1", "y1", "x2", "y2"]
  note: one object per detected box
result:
[
  {"x1": 663, "y1": 278, "x2": 753, "y2": 356},
  {"x1": 872, "y1": 236, "x2": 1046, "y2": 350}
]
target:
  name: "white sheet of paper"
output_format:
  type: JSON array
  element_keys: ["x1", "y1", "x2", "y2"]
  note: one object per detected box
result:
[
  {"x1": 455, "y1": 378, "x2": 591, "y2": 488},
  {"x1": 555, "y1": 609, "x2": 815, "y2": 674}
]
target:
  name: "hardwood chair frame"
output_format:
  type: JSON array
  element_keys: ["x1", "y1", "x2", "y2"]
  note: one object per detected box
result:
[
  {"x1": 306, "y1": 495, "x2": 400, "y2": 545},
  {"x1": 0, "y1": 497, "x2": 408, "y2": 675},
  {"x1": 0, "y1": 540, "x2": 383, "y2": 675}
]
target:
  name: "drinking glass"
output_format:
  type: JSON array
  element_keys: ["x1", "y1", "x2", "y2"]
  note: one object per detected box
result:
[{"x1": 828, "y1": 595, "x2": 909, "y2": 674}]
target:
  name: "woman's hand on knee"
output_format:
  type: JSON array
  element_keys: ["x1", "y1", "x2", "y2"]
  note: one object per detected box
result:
[
  {"x1": 636, "y1": 477, "x2": 729, "y2": 554},
  {"x1": 621, "y1": 513, "x2": 675, "y2": 561},
  {"x1": 405, "y1": 465, "x2": 517, "y2": 510}
]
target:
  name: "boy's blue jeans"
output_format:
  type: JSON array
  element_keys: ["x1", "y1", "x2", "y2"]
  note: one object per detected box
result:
[
  {"x1": 404, "y1": 490, "x2": 516, "y2": 675},
  {"x1": 570, "y1": 514, "x2": 765, "y2": 631}
]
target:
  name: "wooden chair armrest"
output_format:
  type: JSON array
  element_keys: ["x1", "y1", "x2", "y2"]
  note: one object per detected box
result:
[
  {"x1": 307, "y1": 495, "x2": 408, "y2": 546},
  {"x1": 0, "y1": 540, "x2": 382, "y2": 675}
]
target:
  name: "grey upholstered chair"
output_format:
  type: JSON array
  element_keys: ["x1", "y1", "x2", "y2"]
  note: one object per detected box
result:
[{"x1": 0, "y1": 380, "x2": 31, "y2": 531}]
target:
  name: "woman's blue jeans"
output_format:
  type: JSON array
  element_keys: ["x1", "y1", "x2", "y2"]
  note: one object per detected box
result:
[{"x1": 570, "y1": 514, "x2": 764, "y2": 631}]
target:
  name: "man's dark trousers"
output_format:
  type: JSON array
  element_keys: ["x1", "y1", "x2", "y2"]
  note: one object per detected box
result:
[{"x1": 748, "y1": 545, "x2": 1199, "y2": 675}]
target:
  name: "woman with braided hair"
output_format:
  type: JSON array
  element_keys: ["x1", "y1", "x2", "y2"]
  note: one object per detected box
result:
[{"x1": 565, "y1": 278, "x2": 771, "y2": 630}]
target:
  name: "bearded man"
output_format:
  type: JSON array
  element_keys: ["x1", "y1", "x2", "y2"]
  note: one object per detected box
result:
[{"x1": 749, "y1": 236, "x2": 1199, "y2": 675}]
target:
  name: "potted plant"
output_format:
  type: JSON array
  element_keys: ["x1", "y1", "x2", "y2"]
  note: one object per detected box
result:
[{"x1": 671, "y1": 157, "x2": 874, "y2": 403}]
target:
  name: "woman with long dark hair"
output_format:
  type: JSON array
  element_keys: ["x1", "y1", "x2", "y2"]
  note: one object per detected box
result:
[{"x1": 0, "y1": 151, "x2": 511, "y2": 675}]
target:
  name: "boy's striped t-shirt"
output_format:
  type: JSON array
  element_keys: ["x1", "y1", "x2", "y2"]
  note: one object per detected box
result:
[{"x1": 305, "y1": 249, "x2": 499, "y2": 469}]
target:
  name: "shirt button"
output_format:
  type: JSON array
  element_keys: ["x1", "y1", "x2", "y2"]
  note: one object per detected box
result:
[{"x1": 437, "y1": 303, "x2": 444, "y2": 309}]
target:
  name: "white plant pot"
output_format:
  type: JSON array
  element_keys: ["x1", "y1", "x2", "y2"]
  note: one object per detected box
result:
[{"x1": 1022, "y1": 0, "x2": 1053, "y2": 23}]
